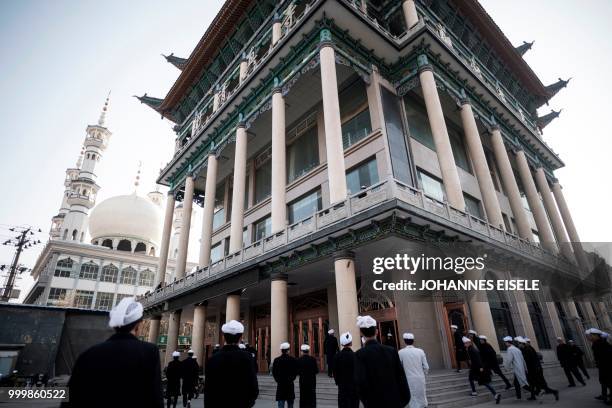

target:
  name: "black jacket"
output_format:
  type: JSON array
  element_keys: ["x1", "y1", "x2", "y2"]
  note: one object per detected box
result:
[
  {"x1": 204, "y1": 344, "x2": 259, "y2": 407},
  {"x1": 467, "y1": 344, "x2": 490, "y2": 384},
  {"x1": 63, "y1": 332, "x2": 163, "y2": 408},
  {"x1": 181, "y1": 357, "x2": 199, "y2": 390},
  {"x1": 333, "y1": 348, "x2": 359, "y2": 408},
  {"x1": 354, "y1": 340, "x2": 410, "y2": 408},
  {"x1": 298, "y1": 354, "x2": 319, "y2": 408},
  {"x1": 592, "y1": 338, "x2": 612, "y2": 385},
  {"x1": 165, "y1": 359, "x2": 182, "y2": 396},
  {"x1": 556, "y1": 343, "x2": 574, "y2": 367},
  {"x1": 324, "y1": 335, "x2": 339, "y2": 358},
  {"x1": 479, "y1": 341, "x2": 498, "y2": 369},
  {"x1": 273, "y1": 353, "x2": 299, "y2": 401}
]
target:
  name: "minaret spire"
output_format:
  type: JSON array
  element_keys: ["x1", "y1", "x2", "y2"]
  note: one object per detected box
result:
[
  {"x1": 134, "y1": 161, "x2": 142, "y2": 192},
  {"x1": 98, "y1": 91, "x2": 111, "y2": 126}
]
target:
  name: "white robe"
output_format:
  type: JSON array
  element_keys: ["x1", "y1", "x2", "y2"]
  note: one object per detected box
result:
[
  {"x1": 398, "y1": 345, "x2": 429, "y2": 408},
  {"x1": 503, "y1": 344, "x2": 528, "y2": 386}
]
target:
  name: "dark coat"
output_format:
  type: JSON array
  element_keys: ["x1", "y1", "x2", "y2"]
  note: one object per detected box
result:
[
  {"x1": 181, "y1": 357, "x2": 199, "y2": 391},
  {"x1": 467, "y1": 344, "x2": 490, "y2": 384},
  {"x1": 453, "y1": 331, "x2": 467, "y2": 361},
  {"x1": 298, "y1": 354, "x2": 319, "y2": 408},
  {"x1": 62, "y1": 332, "x2": 163, "y2": 408},
  {"x1": 354, "y1": 339, "x2": 410, "y2": 408},
  {"x1": 273, "y1": 353, "x2": 299, "y2": 401},
  {"x1": 568, "y1": 344, "x2": 585, "y2": 365},
  {"x1": 556, "y1": 343, "x2": 574, "y2": 368},
  {"x1": 521, "y1": 344, "x2": 546, "y2": 388},
  {"x1": 592, "y1": 338, "x2": 612, "y2": 385},
  {"x1": 479, "y1": 341, "x2": 499, "y2": 369},
  {"x1": 333, "y1": 348, "x2": 359, "y2": 408},
  {"x1": 165, "y1": 359, "x2": 182, "y2": 397},
  {"x1": 324, "y1": 335, "x2": 339, "y2": 359},
  {"x1": 204, "y1": 344, "x2": 259, "y2": 408}
]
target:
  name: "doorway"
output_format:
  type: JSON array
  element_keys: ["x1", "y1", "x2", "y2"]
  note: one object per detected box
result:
[{"x1": 444, "y1": 302, "x2": 469, "y2": 369}]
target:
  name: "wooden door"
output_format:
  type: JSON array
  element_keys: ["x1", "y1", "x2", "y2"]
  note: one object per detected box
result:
[{"x1": 444, "y1": 302, "x2": 469, "y2": 369}]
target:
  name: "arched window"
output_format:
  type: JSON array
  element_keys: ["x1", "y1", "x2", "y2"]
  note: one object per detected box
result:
[
  {"x1": 134, "y1": 242, "x2": 147, "y2": 253},
  {"x1": 79, "y1": 261, "x2": 99, "y2": 280},
  {"x1": 120, "y1": 266, "x2": 137, "y2": 285},
  {"x1": 54, "y1": 258, "x2": 73, "y2": 277},
  {"x1": 487, "y1": 285, "x2": 516, "y2": 350},
  {"x1": 526, "y1": 296, "x2": 551, "y2": 349},
  {"x1": 149, "y1": 247, "x2": 156, "y2": 256},
  {"x1": 101, "y1": 239, "x2": 113, "y2": 249},
  {"x1": 117, "y1": 239, "x2": 132, "y2": 252},
  {"x1": 101, "y1": 264, "x2": 118, "y2": 283},
  {"x1": 71, "y1": 229, "x2": 78, "y2": 240},
  {"x1": 138, "y1": 269, "x2": 155, "y2": 286}
]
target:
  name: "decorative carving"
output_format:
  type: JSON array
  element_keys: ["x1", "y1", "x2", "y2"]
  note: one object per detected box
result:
[
  {"x1": 470, "y1": 57, "x2": 482, "y2": 78},
  {"x1": 282, "y1": 3, "x2": 297, "y2": 34},
  {"x1": 437, "y1": 23, "x2": 453, "y2": 49},
  {"x1": 396, "y1": 75, "x2": 420, "y2": 97}
]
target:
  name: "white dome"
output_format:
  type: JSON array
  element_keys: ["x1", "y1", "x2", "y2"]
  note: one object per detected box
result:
[{"x1": 89, "y1": 192, "x2": 163, "y2": 246}]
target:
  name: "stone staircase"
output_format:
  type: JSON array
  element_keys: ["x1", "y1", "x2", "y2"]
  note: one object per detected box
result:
[{"x1": 256, "y1": 362, "x2": 563, "y2": 408}]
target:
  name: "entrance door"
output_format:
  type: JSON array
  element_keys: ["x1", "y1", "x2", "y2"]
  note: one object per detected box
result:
[
  {"x1": 444, "y1": 302, "x2": 469, "y2": 369},
  {"x1": 291, "y1": 316, "x2": 327, "y2": 369}
]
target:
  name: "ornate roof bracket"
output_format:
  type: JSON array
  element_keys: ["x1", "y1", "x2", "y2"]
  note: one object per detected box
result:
[
  {"x1": 162, "y1": 53, "x2": 188, "y2": 70},
  {"x1": 536, "y1": 109, "x2": 561, "y2": 132},
  {"x1": 515, "y1": 40, "x2": 534, "y2": 57},
  {"x1": 134, "y1": 94, "x2": 164, "y2": 112},
  {"x1": 539, "y1": 77, "x2": 571, "y2": 107}
]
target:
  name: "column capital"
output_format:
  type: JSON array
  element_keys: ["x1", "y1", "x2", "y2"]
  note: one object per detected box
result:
[
  {"x1": 271, "y1": 272, "x2": 289, "y2": 281},
  {"x1": 319, "y1": 28, "x2": 333, "y2": 46},
  {"x1": 334, "y1": 250, "x2": 355, "y2": 261},
  {"x1": 272, "y1": 77, "x2": 282, "y2": 94},
  {"x1": 417, "y1": 54, "x2": 432, "y2": 73},
  {"x1": 459, "y1": 89, "x2": 470, "y2": 106},
  {"x1": 272, "y1": 12, "x2": 282, "y2": 23}
]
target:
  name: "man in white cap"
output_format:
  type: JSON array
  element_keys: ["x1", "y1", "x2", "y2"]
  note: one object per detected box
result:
[
  {"x1": 333, "y1": 332, "x2": 358, "y2": 408},
  {"x1": 556, "y1": 337, "x2": 585, "y2": 387},
  {"x1": 204, "y1": 320, "x2": 258, "y2": 407},
  {"x1": 517, "y1": 336, "x2": 558, "y2": 401},
  {"x1": 273, "y1": 342, "x2": 299, "y2": 407},
  {"x1": 502, "y1": 336, "x2": 529, "y2": 400},
  {"x1": 165, "y1": 351, "x2": 182, "y2": 408},
  {"x1": 297, "y1": 344, "x2": 318, "y2": 408},
  {"x1": 398, "y1": 333, "x2": 429, "y2": 408},
  {"x1": 464, "y1": 336, "x2": 501, "y2": 403},
  {"x1": 323, "y1": 329, "x2": 339, "y2": 377},
  {"x1": 450, "y1": 324, "x2": 468, "y2": 372},
  {"x1": 63, "y1": 297, "x2": 163, "y2": 408},
  {"x1": 586, "y1": 328, "x2": 612, "y2": 404},
  {"x1": 354, "y1": 315, "x2": 410, "y2": 407},
  {"x1": 468, "y1": 329, "x2": 481, "y2": 349},
  {"x1": 181, "y1": 349, "x2": 199, "y2": 407},
  {"x1": 479, "y1": 335, "x2": 511, "y2": 389}
]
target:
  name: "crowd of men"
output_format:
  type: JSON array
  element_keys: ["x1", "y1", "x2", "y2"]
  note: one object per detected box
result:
[{"x1": 61, "y1": 297, "x2": 612, "y2": 407}]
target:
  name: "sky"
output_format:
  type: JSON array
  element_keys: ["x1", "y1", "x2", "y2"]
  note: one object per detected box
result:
[{"x1": 0, "y1": 0, "x2": 611, "y2": 300}]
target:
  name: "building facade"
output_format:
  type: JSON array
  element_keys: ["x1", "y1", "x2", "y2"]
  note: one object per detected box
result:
[{"x1": 137, "y1": 0, "x2": 612, "y2": 368}]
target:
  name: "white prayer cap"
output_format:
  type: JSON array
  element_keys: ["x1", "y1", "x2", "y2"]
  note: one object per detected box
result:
[
  {"x1": 340, "y1": 332, "x2": 352, "y2": 346},
  {"x1": 108, "y1": 297, "x2": 143, "y2": 328},
  {"x1": 361, "y1": 337, "x2": 365, "y2": 344},
  {"x1": 280, "y1": 342, "x2": 290, "y2": 350},
  {"x1": 450, "y1": 325, "x2": 458, "y2": 329},
  {"x1": 462, "y1": 336, "x2": 471, "y2": 343},
  {"x1": 328, "y1": 329, "x2": 335, "y2": 335},
  {"x1": 239, "y1": 344, "x2": 246, "y2": 349},
  {"x1": 524, "y1": 337, "x2": 531, "y2": 342},
  {"x1": 502, "y1": 336, "x2": 513, "y2": 342},
  {"x1": 568, "y1": 339, "x2": 575, "y2": 343},
  {"x1": 214, "y1": 344, "x2": 220, "y2": 347},
  {"x1": 221, "y1": 320, "x2": 244, "y2": 334},
  {"x1": 478, "y1": 335, "x2": 487, "y2": 340},
  {"x1": 556, "y1": 337, "x2": 563, "y2": 341},
  {"x1": 356, "y1": 315, "x2": 377, "y2": 329},
  {"x1": 586, "y1": 327, "x2": 602, "y2": 335},
  {"x1": 468, "y1": 329, "x2": 477, "y2": 335},
  {"x1": 172, "y1": 351, "x2": 180, "y2": 357},
  {"x1": 188, "y1": 349, "x2": 194, "y2": 354},
  {"x1": 514, "y1": 336, "x2": 526, "y2": 343},
  {"x1": 403, "y1": 333, "x2": 414, "y2": 340},
  {"x1": 301, "y1": 344, "x2": 310, "y2": 352}
]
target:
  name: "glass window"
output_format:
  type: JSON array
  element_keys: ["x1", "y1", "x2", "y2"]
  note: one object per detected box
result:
[
  {"x1": 115, "y1": 293, "x2": 131, "y2": 306},
  {"x1": 120, "y1": 267, "x2": 137, "y2": 285},
  {"x1": 346, "y1": 158, "x2": 379, "y2": 195},
  {"x1": 532, "y1": 230, "x2": 540, "y2": 243},
  {"x1": 417, "y1": 170, "x2": 445, "y2": 202},
  {"x1": 555, "y1": 302, "x2": 575, "y2": 341},
  {"x1": 287, "y1": 126, "x2": 319, "y2": 183},
  {"x1": 288, "y1": 189, "x2": 322, "y2": 225},
  {"x1": 47, "y1": 288, "x2": 69, "y2": 306},
  {"x1": 74, "y1": 290, "x2": 94, "y2": 309},
  {"x1": 527, "y1": 300, "x2": 551, "y2": 349},
  {"x1": 254, "y1": 159, "x2": 272, "y2": 204},
  {"x1": 464, "y1": 194, "x2": 484, "y2": 219},
  {"x1": 213, "y1": 182, "x2": 225, "y2": 230},
  {"x1": 340, "y1": 79, "x2": 371, "y2": 149},
  {"x1": 448, "y1": 127, "x2": 471, "y2": 173},
  {"x1": 101, "y1": 264, "x2": 118, "y2": 283},
  {"x1": 488, "y1": 289, "x2": 516, "y2": 350},
  {"x1": 79, "y1": 262, "x2": 99, "y2": 280},
  {"x1": 342, "y1": 109, "x2": 372, "y2": 149},
  {"x1": 253, "y1": 216, "x2": 271, "y2": 242},
  {"x1": 210, "y1": 242, "x2": 223, "y2": 263},
  {"x1": 95, "y1": 292, "x2": 114, "y2": 311},
  {"x1": 381, "y1": 87, "x2": 412, "y2": 185},
  {"x1": 138, "y1": 269, "x2": 155, "y2": 286},
  {"x1": 502, "y1": 214, "x2": 513, "y2": 233},
  {"x1": 404, "y1": 95, "x2": 435, "y2": 150},
  {"x1": 54, "y1": 258, "x2": 73, "y2": 278}
]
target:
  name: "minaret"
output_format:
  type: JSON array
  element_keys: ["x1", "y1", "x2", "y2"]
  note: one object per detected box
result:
[{"x1": 55, "y1": 94, "x2": 112, "y2": 242}]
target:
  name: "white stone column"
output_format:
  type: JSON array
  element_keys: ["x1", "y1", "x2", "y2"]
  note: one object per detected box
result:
[
  {"x1": 175, "y1": 176, "x2": 194, "y2": 280},
  {"x1": 545, "y1": 302, "x2": 565, "y2": 339},
  {"x1": 334, "y1": 252, "x2": 361, "y2": 351},
  {"x1": 402, "y1": 0, "x2": 419, "y2": 29},
  {"x1": 272, "y1": 15, "x2": 282, "y2": 46},
  {"x1": 514, "y1": 292, "x2": 539, "y2": 350},
  {"x1": 551, "y1": 181, "x2": 590, "y2": 269},
  {"x1": 534, "y1": 168, "x2": 575, "y2": 261},
  {"x1": 156, "y1": 192, "x2": 175, "y2": 286},
  {"x1": 597, "y1": 302, "x2": 612, "y2": 330},
  {"x1": 147, "y1": 316, "x2": 161, "y2": 344},
  {"x1": 271, "y1": 86, "x2": 287, "y2": 233},
  {"x1": 239, "y1": 56, "x2": 249, "y2": 84},
  {"x1": 418, "y1": 55, "x2": 465, "y2": 210},
  {"x1": 229, "y1": 125, "x2": 247, "y2": 253},
  {"x1": 514, "y1": 149, "x2": 557, "y2": 252},
  {"x1": 199, "y1": 154, "x2": 218, "y2": 266},
  {"x1": 165, "y1": 310, "x2": 181, "y2": 365},
  {"x1": 459, "y1": 102, "x2": 504, "y2": 227},
  {"x1": 225, "y1": 293, "x2": 241, "y2": 323},
  {"x1": 319, "y1": 31, "x2": 348, "y2": 204},
  {"x1": 191, "y1": 304, "x2": 207, "y2": 367},
  {"x1": 490, "y1": 128, "x2": 533, "y2": 240},
  {"x1": 270, "y1": 274, "x2": 288, "y2": 360}
]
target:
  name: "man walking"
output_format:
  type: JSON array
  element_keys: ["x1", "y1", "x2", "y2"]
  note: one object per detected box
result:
[
  {"x1": 181, "y1": 349, "x2": 199, "y2": 407},
  {"x1": 273, "y1": 342, "x2": 299, "y2": 408},
  {"x1": 557, "y1": 337, "x2": 586, "y2": 387},
  {"x1": 478, "y1": 335, "x2": 511, "y2": 389},
  {"x1": 518, "y1": 336, "x2": 559, "y2": 401},
  {"x1": 568, "y1": 340, "x2": 590, "y2": 379},
  {"x1": 586, "y1": 328, "x2": 612, "y2": 405},
  {"x1": 204, "y1": 320, "x2": 259, "y2": 407},
  {"x1": 333, "y1": 332, "x2": 359, "y2": 408},
  {"x1": 464, "y1": 336, "x2": 501, "y2": 404},
  {"x1": 451, "y1": 325, "x2": 468, "y2": 372},
  {"x1": 354, "y1": 315, "x2": 410, "y2": 408},
  {"x1": 297, "y1": 344, "x2": 319, "y2": 408},
  {"x1": 398, "y1": 333, "x2": 429, "y2": 408},
  {"x1": 165, "y1": 351, "x2": 182, "y2": 408},
  {"x1": 323, "y1": 329, "x2": 339, "y2": 377},
  {"x1": 63, "y1": 297, "x2": 163, "y2": 408},
  {"x1": 502, "y1": 336, "x2": 529, "y2": 400}
]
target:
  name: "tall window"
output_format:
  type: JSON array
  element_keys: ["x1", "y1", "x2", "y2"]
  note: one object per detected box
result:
[
  {"x1": 488, "y1": 287, "x2": 516, "y2": 350},
  {"x1": 252, "y1": 216, "x2": 271, "y2": 242},
  {"x1": 346, "y1": 158, "x2": 379, "y2": 195},
  {"x1": 95, "y1": 292, "x2": 114, "y2": 311},
  {"x1": 340, "y1": 78, "x2": 371, "y2": 149},
  {"x1": 448, "y1": 127, "x2": 471, "y2": 173},
  {"x1": 381, "y1": 87, "x2": 412, "y2": 185},
  {"x1": 288, "y1": 189, "x2": 322, "y2": 225},
  {"x1": 210, "y1": 242, "x2": 223, "y2": 264},
  {"x1": 138, "y1": 269, "x2": 155, "y2": 286},
  {"x1": 555, "y1": 302, "x2": 575, "y2": 341},
  {"x1": 101, "y1": 264, "x2": 118, "y2": 283},
  {"x1": 463, "y1": 194, "x2": 484, "y2": 219},
  {"x1": 254, "y1": 152, "x2": 272, "y2": 204},
  {"x1": 54, "y1": 258, "x2": 73, "y2": 278},
  {"x1": 342, "y1": 109, "x2": 372, "y2": 149},
  {"x1": 212, "y1": 182, "x2": 226, "y2": 230},
  {"x1": 417, "y1": 170, "x2": 445, "y2": 202},
  {"x1": 527, "y1": 299, "x2": 551, "y2": 349},
  {"x1": 120, "y1": 267, "x2": 137, "y2": 285},
  {"x1": 47, "y1": 288, "x2": 69, "y2": 306},
  {"x1": 79, "y1": 262, "x2": 99, "y2": 280},
  {"x1": 405, "y1": 95, "x2": 435, "y2": 150},
  {"x1": 287, "y1": 125, "x2": 319, "y2": 183},
  {"x1": 74, "y1": 290, "x2": 94, "y2": 309}
]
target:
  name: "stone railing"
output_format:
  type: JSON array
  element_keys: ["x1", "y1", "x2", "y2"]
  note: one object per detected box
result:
[{"x1": 139, "y1": 178, "x2": 574, "y2": 308}]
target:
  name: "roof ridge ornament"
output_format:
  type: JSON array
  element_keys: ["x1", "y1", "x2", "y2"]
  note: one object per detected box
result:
[
  {"x1": 98, "y1": 91, "x2": 111, "y2": 126},
  {"x1": 162, "y1": 53, "x2": 188, "y2": 70},
  {"x1": 545, "y1": 77, "x2": 571, "y2": 98},
  {"x1": 515, "y1": 40, "x2": 534, "y2": 56},
  {"x1": 134, "y1": 94, "x2": 164, "y2": 111},
  {"x1": 536, "y1": 109, "x2": 562, "y2": 132}
]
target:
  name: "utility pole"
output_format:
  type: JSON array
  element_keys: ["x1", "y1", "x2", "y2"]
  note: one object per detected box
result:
[{"x1": 1, "y1": 227, "x2": 40, "y2": 302}]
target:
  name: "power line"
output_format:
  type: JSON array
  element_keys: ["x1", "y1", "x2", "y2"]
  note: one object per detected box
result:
[{"x1": 1, "y1": 226, "x2": 42, "y2": 301}]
